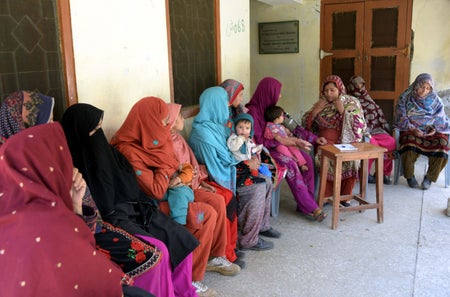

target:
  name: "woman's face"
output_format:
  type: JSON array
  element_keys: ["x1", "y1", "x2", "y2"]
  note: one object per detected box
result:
[
  {"x1": 416, "y1": 82, "x2": 432, "y2": 99},
  {"x1": 323, "y1": 82, "x2": 339, "y2": 102},
  {"x1": 231, "y1": 90, "x2": 244, "y2": 108},
  {"x1": 89, "y1": 117, "x2": 103, "y2": 136},
  {"x1": 172, "y1": 112, "x2": 185, "y2": 132}
]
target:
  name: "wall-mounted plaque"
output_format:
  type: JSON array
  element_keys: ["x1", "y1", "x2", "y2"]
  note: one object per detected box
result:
[{"x1": 259, "y1": 20, "x2": 299, "y2": 54}]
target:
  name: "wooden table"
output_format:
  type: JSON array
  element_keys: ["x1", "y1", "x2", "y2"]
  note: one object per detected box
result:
[{"x1": 317, "y1": 142, "x2": 387, "y2": 229}]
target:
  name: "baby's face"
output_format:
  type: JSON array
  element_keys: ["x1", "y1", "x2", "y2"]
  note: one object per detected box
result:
[{"x1": 235, "y1": 121, "x2": 252, "y2": 139}]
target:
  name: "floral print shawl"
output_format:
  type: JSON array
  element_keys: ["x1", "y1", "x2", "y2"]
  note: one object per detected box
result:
[{"x1": 348, "y1": 75, "x2": 391, "y2": 135}]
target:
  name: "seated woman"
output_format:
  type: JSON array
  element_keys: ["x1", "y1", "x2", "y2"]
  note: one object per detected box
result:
[
  {"x1": 302, "y1": 75, "x2": 367, "y2": 201},
  {"x1": 0, "y1": 123, "x2": 126, "y2": 297},
  {"x1": 168, "y1": 103, "x2": 244, "y2": 268},
  {"x1": 348, "y1": 75, "x2": 396, "y2": 185},
  {"x1": 220, "y1": 78, "x2": 285, "y2": 187},
  {"x1": 110, "y1": 97, "x2": 240, "y2": 297},
  {"x1": 394, "y1": 73, "x2": 450, "y2": 189},
  {"x1": 245, "y1": 77, "x2": 327, "y2": 220},
  {"x1": 0, "y1": 92, "x2": 178, "y2": 297},
  {"x1": 0, "y1": 90, "x2": 54, "y2": 143},
  {"x1": 61, "y1": 103, "x2": 200, "y2": 297},
  {"x1": 189, "y1": 86, "x2": 278, "y2": 251}
]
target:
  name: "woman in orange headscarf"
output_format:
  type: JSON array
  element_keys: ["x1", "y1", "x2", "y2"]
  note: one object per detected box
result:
[{"x1": 111, "y1": 97, "x2": 240, "y2": 296}]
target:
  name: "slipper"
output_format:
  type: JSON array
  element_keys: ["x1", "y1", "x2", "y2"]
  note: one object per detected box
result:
[{"x1": 314, "y1": 210, "x2": 327, "y2": 222}]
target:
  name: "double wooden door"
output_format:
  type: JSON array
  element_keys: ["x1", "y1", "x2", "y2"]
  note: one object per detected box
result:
[{"x1": 320, "y1": 0, "x2": 413, "y2": 124}]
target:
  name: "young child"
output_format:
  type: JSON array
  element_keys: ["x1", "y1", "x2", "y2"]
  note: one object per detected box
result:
[
  {"x1": 264, "y1": 105, "x2": 308, "y2": 172},
  {"x1": 227, "y1": 113, "x2": 271, "y2": 183}
]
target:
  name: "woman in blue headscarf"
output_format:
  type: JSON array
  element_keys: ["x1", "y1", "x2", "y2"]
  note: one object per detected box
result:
[
  {"x1": 395, "y1": 73, "x2": 450, "y2": 189},
  {"x1": 189, "y1": 87, "x2": 279, "y2": 251}
]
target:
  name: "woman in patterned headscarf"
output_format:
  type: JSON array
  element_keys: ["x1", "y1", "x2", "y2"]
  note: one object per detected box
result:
[
  {"x1": 0, "y1": 90, "x2": 54, "y2": 144},
  {"x1": 348, "y1": 75, "x2": 396, "y2": 185},
  {"x1": 394, "y1": 73, "x2": 450, "y2": 189},
  {"x1": 303, "y1": 75, "x2": 367, "y2": 200}
]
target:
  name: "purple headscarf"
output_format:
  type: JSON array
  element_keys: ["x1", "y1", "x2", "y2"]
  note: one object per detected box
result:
[{"x1": 245, "y1": 77, "x2": 282, "y2": 144}]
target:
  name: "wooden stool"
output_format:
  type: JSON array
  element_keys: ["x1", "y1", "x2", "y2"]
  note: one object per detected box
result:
[{"x1": 318, "y1": 143, "x2": 387, "y2": 229}]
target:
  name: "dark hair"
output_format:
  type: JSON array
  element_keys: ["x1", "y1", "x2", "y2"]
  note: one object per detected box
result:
[{"x1": 265, "y1": 105, "x2": 284, "y2": 122}]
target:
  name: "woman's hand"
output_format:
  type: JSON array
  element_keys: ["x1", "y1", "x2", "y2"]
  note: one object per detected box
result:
[
  {"x1": 168, "y1": 176, "x2": 183, "y2": 188},
  {"x1": 70, "y1": 168, "x2": 86, "y2": 215},
  {"x1": 410, "y1": 128, "x2": 424, "y2": 137},
  {"x1": 333, "y1": 96, "x2": 345, "y2": 114},
  {"x1": 199, "y1": 181, "x2": 216, "y2": 193},
  {"x1": 316, "y1": 137, "x2": 328, "y2": 145},
  {"x1": 248, "y1": 156, "x2": 260, "y2": 171},
  {"x1": 295, "y1": 138, "x2": 312, "y2": 151},
  {"x1": 423, "y1": 127, "x2": 436, "y2": 137}
]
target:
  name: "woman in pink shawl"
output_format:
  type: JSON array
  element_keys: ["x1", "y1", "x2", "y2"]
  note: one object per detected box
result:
[
  {"x1": 167, "y1": 103, "x2": 244, "y2": 269},
  {"x1": 246, "y1": 77, "x2": 327, "y2": 221}
]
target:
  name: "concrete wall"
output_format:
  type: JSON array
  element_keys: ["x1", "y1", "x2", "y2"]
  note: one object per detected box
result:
[{"x1": 250, "y1": 0, "x2": 450, "y2": 122}]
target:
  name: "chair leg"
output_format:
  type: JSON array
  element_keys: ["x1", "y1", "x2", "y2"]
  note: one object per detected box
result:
[
  {"x1": 445, "y1": 162, "x2": 450, "y2": 188},
  {"x1": 394, "y1": 156, "x2": 402, "y2": 185},
  {"x1": 271, "y1": 185, "x2": 281, "y2": 217}
]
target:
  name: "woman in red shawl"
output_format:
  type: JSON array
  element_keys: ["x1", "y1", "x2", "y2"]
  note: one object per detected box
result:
[
  {"x1": 167, "y1": 103, "x2": 244, "y2": 269},
  {"x1": 111, "y1": 97, "x2": 240, "y2": 297},
  {"x1": 0, "y1": 123, "x2": 124, "y2": 297}
]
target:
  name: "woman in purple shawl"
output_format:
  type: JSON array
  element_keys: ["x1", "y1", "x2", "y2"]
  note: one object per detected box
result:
[
  {"x1": 394, "y1": 73, "x2": 450, "y2": 189},
  {"x1": 245, "y1": 77, "x2": 327, "y2": 221}
]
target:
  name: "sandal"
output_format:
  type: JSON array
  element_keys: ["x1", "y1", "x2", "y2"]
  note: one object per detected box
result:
[{"x1": 313, "y1": 209, "x2": 327, "y2": 222}]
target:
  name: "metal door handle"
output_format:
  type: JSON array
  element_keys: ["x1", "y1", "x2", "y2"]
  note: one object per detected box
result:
[{"x1": 319, "y1": 49, "x2": 334, "y2": 60}]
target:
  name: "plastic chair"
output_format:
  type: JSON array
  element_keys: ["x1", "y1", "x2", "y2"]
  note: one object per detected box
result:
[{"x1": 393, "y1": 128, "x2": 449, "y2": 187}]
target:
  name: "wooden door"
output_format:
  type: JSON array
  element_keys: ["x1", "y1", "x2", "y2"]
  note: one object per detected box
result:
[{"x1": 320, "y1": 0, "x2": 413, "y2": 124}]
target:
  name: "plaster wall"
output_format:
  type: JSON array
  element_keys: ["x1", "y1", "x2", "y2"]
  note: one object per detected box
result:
[{"x1": 70, "y1": 0, "x2": 250, "y2": 137}]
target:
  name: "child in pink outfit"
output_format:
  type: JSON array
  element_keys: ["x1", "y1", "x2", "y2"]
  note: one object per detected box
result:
[{"x1": 264, "y1": 106, "x2": 308, "y2": 172}]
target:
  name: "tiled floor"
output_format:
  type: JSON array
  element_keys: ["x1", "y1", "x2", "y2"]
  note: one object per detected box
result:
[{"x1": 203, "y1": 156, "x2": 450, "y2": 297}]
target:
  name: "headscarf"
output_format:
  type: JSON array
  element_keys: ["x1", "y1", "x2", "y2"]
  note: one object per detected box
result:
[
  {"x1": 220, "y1": 79, "x2": 244, "y2": 106},
  {"x1": 220, "y1": 79, "x2": 247, "y2": 130},
  {"x1": 168, "y1": 103, "x2": 207, "y2": 190},
  {"x1": 348, "y1": 75, "x2": 391, "y2": 134},
  {"x1": 245, "y1": 77, "x2": 282, "y2": 144},
  {"x1": 395, "y1": 73, "x2": 450, "y2": 133},
  {"x1": 61, "y1": 103, "x2": 143, "y2": 221},
  {"x1": 0, "y1": 123, "x2": 123, "y2": 297},
  {"x1": 111, "y1": 97, "x2": 179, "y2": 178},
  {"x1": 314, "y1": 75, "x2": 367, "y2": 144},
  {"x1": 62, "y1": 103, "x2": 198, "y2": 269},
  {"x1": 0, "y1": 90, "x2": 54, "y2": 144},
  {"x1": 322, "y1": 74, "x2": 346, "y2": 95},
  {"x1": 189, "y1": 87, "x2": 238, "y2": 193}
]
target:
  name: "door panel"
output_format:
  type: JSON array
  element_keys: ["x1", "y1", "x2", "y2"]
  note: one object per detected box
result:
[
  {"x1": 321, "y1": 2, "x2": 364, "y2": 85},
  {"x1": 320, "y1": 0, "x2": 413, "y2": 124}
]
